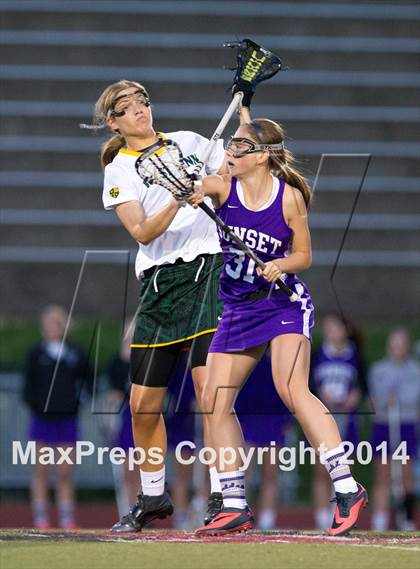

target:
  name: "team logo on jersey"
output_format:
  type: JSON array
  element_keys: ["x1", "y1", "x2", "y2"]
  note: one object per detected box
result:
[{"x1": 109, "y1": 186, "x2": 119, "y2": 198}]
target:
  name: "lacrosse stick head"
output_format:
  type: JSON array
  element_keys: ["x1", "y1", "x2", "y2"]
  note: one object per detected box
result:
[
  {"x1": 135, "y1": 138, "x2": 196, "y2": 203},
  {"x1": 224, "y1": 38, "x2": 284, "y2": 89}
]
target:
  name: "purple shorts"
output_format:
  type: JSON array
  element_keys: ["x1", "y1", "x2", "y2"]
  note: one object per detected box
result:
[
  {"x1": 29, "y1": 415, "x2": 78, "y2": 444},
  {"x1": 371, "y1": 422, "x2": 418, "y2": 458},
  {"x1": 210, "y1": 283, "x2": 314, "y2": 352}
]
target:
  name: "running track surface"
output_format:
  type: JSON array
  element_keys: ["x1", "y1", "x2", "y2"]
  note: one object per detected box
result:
[{"x1": 1, "y1": 529, "x2": 419, "y2": 547}]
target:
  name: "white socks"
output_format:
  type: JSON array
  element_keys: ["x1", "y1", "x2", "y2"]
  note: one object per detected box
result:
[
  {"x1": 209, "y1": 466, "x2": 222, "y2": 494},
  {"x1": 219, "y1": 470, "x2": 247, "y2": 509},
  {"x1": 140, "y1": 466, "x2": 165, "y2": 496},
  {"x1": 323, "y1": 446, "x2": 358, "y2": 494}
]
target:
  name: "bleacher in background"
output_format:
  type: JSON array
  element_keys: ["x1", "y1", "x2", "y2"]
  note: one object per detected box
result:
[{"x1": 1, "y1": 1, "x2": 419, "y2": 320}]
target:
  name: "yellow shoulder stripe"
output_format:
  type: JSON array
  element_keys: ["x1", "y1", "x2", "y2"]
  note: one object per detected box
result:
[{"x1": 118, "y1": 132, "x2": 168, "y2": 158}]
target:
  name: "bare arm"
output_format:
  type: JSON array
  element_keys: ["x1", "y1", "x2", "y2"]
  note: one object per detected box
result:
[
  {"x1": 189, "y1": 175, "x2": 231, "y2": 209},
  {"x1": 239, "y1": 106, "x2": 252, "y2": 124},
  {"x1": 115, "y1": 198, "x2": 181, "y2": 246}
]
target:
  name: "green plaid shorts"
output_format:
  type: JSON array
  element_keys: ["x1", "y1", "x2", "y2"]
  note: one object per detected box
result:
[{"x1": 131, "y1": 253, "x2": 224, "y2": 348}]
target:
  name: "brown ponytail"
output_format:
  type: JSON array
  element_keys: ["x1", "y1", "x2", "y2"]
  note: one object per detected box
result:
[
  {"x1": 246, "y1": 118, "x2": 312, "y2": 209},
  {"x1": 101, "y1": 133, "x2": 126, "y2": 168}
]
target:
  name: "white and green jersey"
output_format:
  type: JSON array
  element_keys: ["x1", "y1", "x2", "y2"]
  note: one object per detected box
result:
[{"x1": 102, "y1": 131, "x2": 224, "y2": 277}]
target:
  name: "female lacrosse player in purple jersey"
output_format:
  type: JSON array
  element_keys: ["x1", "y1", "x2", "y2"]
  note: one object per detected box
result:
[{"x1": 190, "y1": 118, "x2": 368, "y2": 536}]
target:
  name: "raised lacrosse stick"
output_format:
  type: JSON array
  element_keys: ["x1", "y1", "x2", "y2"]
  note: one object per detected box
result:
[
  {"x1": 191, "y1": 38, "x2": 285, "y2": 178},
  {"x1": 135, "y1": 139, "x2": 297, "y2": 301}
]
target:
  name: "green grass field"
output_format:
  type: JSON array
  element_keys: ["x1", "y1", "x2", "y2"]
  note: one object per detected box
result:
[{"x1": 1, "y1": 530, "x2": 419, "y2": 569}]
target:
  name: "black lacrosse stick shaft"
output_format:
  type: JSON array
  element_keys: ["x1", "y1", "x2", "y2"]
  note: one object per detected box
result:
[{"x1": 198, "y1": 202, "x2": 295, "y2": 298}]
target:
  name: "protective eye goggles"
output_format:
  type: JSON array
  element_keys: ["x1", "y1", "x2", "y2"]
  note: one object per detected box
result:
[
  {"x1": 108, "y1": 89, "x2": 151, "y2": 118},
  {"x1": 224, "y1": 136, "x2": 284, "y2": 158}
]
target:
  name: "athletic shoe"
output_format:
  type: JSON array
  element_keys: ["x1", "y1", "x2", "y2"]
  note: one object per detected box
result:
[
  {"x1": 203, "y1": 492, "x2": 223, "y2": 525},
  {"x1": 327, "y1": 483, "x2": 368, "y2": 536},
  {"x1": 111, "y1": 491, "x2": 174, "y2": 533},
  {"x1": 196, "y1": 506, "x2": 254, "y2": 536}
]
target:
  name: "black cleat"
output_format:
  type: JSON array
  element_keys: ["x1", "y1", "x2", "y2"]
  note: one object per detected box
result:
[
  {"x1": 111, "y1": 491, "x2": 174, "y2": 533},
  {"x1": 204, "y1": 492, "x2": 223, "y2": 525}
]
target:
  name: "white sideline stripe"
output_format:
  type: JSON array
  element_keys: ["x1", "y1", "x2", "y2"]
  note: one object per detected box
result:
[
  {"x1": 344, "y1": 544, "x2": 420, "y2": 553},
  {"x1": 2, "y1": 210, "x2": 420, "y2": 231},
  {"x1": 2, "y1": 172, "x2": 419, "y2": 193},
  {"x1": 1, "y1": 136, "x2": 418, "y2": 158},
  {"x1": 1, "y1": 65, "x2": 419, "y2": 88},
  {"x1": 1, "y1": 247, "x2": 419, "y2": 267},
  {"x1": 2, "y1": 101, "x2": 419, "y2": 123},
  {"x1": 0, "y1": 1, "x2": 419, "y2": 20},
  {"x1": 2, "y1": 31, "x2": 419, "y2": 53},
  {"x1": 271, "y1": 539, "x2": 420, "y2": 551}
]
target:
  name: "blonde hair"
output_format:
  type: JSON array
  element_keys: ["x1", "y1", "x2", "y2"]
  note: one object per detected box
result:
[
  {"x1": 93, "y1": 80, "x2": 150, "y2": 169},
  {"x1": 244, "y1": 118, "x2": 312, "y2": 209}
]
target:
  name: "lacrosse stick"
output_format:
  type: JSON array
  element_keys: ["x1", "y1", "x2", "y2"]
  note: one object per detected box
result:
[
  {"x1": 224, "y1": 37, "x2": 283, "y2": 93},
  {"x1": 135, "y1": 139, "x2": 297, "y2": 301},
  {"x1": 191, "y1": 38, "x2": 285, "y2": 178}
]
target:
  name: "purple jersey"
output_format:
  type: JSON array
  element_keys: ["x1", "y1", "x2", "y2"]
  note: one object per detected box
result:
[
  {"x1": 210, "y1": 176, "x2": 314, "y2": 351},
  {"x1": 312, "y1": 342, "x2": 361, "y2": 406},
  {"x1": 215, "y1": 176, "x2": 302, "y2": 304}
]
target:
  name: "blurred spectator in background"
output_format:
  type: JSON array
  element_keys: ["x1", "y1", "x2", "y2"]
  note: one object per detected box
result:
[
  {"x1": 165, "y1": 351, "x2": 197, "y2": 529},
  {"x1": 310, "y1": 314, "x2": 366, "y2": 530},
  {"x1": 23, "y1": 305, "x2": 92, "y2": 529},
  {"x1": 369, "y1": 327, "x2": 419, "y2": 531},
  {"x1": 102, "y1": 326, "x2": 139, "y2": 516},
  {"x1": 236, "y1": 351, "x2": 293, "y2": 529}
]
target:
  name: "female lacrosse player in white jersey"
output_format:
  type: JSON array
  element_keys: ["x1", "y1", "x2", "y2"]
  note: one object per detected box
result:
[{"x1": 93, "y1": 79, "x2": 245, "y2": 532}]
